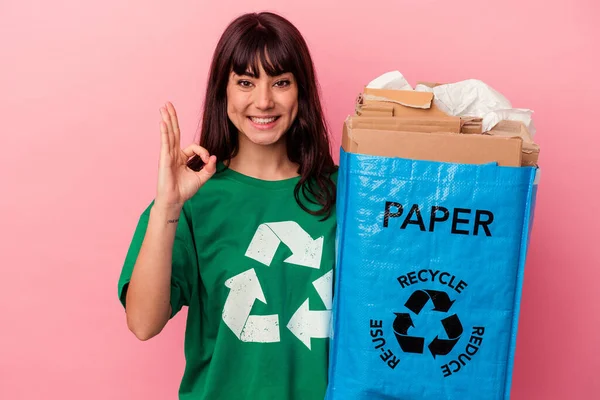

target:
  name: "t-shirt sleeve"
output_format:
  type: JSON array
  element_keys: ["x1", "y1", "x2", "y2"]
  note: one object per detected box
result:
[{"x1": 117, "y1": 200, "x2": 197, "y2": 319}]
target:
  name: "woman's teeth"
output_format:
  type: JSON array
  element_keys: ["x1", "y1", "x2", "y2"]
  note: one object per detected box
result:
[{"x1": 250, "y1": 117, "x2": 277, "y2": 124}]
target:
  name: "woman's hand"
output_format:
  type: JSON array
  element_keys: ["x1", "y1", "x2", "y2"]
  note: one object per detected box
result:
[{"x1": 155, "y1": 102, "x2": 217, "y2": 209}]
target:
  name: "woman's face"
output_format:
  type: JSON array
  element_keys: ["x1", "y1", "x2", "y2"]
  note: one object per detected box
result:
[{"x1": 226, "y1": 62, "x2": 299, "y2": 147}]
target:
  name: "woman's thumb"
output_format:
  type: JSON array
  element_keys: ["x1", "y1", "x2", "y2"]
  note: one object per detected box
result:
[{"x1": 197, "y1": 155, "x2": 217, "y2": 182}]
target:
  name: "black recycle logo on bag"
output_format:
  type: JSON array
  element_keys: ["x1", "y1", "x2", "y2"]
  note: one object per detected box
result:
[
  {"x1": 393, "y1": 289, "x2": 463, "y2": 358},
  {"x1": 369, "y1": 270, "x2": 486, "y2": 376}
]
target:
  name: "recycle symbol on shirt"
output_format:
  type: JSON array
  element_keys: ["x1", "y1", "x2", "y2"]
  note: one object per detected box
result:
[{"x1": 221, "y1": 221, "x2": 332, "y2": 350}]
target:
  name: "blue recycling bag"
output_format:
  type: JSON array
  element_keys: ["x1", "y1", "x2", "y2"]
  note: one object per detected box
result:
[{"x1": 327, "y1": 148, "x2": 537, "y2": 400}]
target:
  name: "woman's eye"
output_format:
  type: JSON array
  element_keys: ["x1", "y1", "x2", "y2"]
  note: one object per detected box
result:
[
  {"x1": 238, "y1": 80, "x2": 253, "y2": 88},
  {"x1": 274, "y1": 80, "x2": 291, "y2": 88}
]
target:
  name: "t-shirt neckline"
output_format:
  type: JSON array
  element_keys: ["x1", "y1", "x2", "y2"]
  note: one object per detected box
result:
[{"x1": 217, "y1": 165, "x2": 301, "y2": 190}]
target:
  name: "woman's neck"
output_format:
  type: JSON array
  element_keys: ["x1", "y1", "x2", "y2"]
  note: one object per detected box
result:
[{"x1": 227, "y1": 135, "x2": 299, "y2": 181}]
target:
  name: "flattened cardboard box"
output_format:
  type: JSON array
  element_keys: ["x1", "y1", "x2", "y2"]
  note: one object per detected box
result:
[
  {"x1": 356, "y1": 103, "x2": 395, "y2": 117},
  {"x1": 361, "y1": 87, "x2": 448, "y2": 117},
  {"x1": 358, "y1": 89, "x2": 483, "y2": 134},
  {"x1": 342, "y1": 116, "x2": 523, "y2": 167},
  {"x1": 488, "y1": 120, "x2": 540, "y2": 166},
  {"x1": 460, "y1": 117, "x2": 483, "y2": 134},
  {"x1": 351, "y1": 115, "x2": 462, "y2": 133}
]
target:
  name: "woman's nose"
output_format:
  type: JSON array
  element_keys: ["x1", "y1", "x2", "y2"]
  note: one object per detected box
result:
[{"x1": 253, "y1": 84, "x2": 275, "y2": 110}]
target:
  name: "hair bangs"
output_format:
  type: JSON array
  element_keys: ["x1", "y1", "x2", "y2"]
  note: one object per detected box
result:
[{"x1": 230, "y1": 29, "x2": 295, "y2": 78}]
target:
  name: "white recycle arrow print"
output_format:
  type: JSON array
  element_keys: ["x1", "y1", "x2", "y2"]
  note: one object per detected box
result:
[
  {"x1": 244, "y1": 221, "x2": 323, "y2": 269},
  {"x1": 311, "y1": 269, "x2": 333, "y2": 310},
  {"x1": 287, "y1": 269, "x2": 333, "y2": 349},
  {"x1": 222, "y1": 268, "x2": 280, "y2": 343}
]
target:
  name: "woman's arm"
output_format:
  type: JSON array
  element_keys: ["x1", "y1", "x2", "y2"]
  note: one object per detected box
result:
[
  {"x1": 124, "y1": 204, "x2": 181, "y2": 340},
  {"x1": 123, "y1": 102, "x2": 215, "y2": 340}
]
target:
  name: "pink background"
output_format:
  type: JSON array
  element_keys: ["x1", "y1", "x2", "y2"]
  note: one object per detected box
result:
[{"x1": 1, "y1": 0, "x2": 598, "y2": 398}]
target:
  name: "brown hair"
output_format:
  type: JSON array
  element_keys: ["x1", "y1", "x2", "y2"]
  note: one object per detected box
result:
[{"x1": 188, "y1": 12, "x2": 336, "y2": 218}]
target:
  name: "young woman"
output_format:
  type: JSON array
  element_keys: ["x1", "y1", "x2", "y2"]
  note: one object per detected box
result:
[{"x1": 118, "y1": 11, "x2": 337, "y2": 399}]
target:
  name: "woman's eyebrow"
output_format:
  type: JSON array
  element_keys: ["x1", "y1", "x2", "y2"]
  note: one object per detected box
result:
[{"x1": 234, "y1": 70, "x2": 292, "y2": 79}]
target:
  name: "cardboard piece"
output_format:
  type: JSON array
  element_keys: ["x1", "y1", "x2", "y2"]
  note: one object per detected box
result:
[
  {"x1": 487, "y1": 120, "x2": 540, "y2": 166},
  {"x1": 460, "y1": 117, "x2": 483, "y2": 134},
  {"x1": 342, "y1": 117, "x2": 523, "y2": 167},
  {"x1": 356, "y1": 103, "x2": 394, "y2": 117},
  {"x1": 361, "y1": 87, "x2": 448, "y2": 117},
  {"x1": 351, "y1": 115, "x2": 461, "y2": 133}
]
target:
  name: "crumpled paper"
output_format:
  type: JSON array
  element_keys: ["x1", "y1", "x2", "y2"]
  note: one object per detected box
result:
[
  {"x1": 482, "y1": 108, "x2": 536, "y2": 138},
  {"x1": 367, "y1": 70, "x2": 413, "y2": 91},
  {"x1": 367, "y1": 70, "x2": 536, "y2": 137}
]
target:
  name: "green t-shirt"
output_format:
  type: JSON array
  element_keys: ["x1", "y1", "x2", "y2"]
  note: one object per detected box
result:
[{"x1": 118, "y1": 167, "x2": 337, "y2": 399}]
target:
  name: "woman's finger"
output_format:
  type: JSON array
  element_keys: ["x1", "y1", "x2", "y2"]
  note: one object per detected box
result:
[
  {"x1": 160, "y1": 106, "x2": 175, "y2": 150},
  {"x1": 181, "y1": 144, "x2": 210, "y2": 163},
  {"x1": 159, "y1": 121, "x2": 171, "y2": 166},
  {"x1": 166, "y1": 102, "x2": 181, "y2": 150},
  {"x1": 160, "y1": 121, "x2": 169, "y2": 150},
  {"x1": 196, "y1": 155, "x2": 218, "y2": 184}
]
